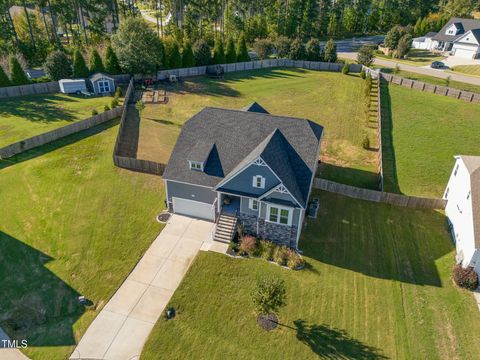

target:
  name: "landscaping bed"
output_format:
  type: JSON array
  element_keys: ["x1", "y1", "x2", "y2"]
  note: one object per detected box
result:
[
  {"x1": 0, "y1": 93, "x2": 118, "y2": 148},
  {"x1": 142, "y1": 191, "x2": 480, "y2": 359}
]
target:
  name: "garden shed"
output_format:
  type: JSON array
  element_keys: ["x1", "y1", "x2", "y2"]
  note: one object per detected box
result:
[{"x1": 89, "y1": 73, "x2": 115, "y2": 95}]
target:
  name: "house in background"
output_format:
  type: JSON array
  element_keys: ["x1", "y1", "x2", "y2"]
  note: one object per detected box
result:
[
  {"x1": 428, "y1": 18, "x2": 480, "y2": 59},
  {"x1": 412, "y1": 32, "x2": 439, "y2": 50},
  {"x1": 162, "y1": 103, "x2": 323, "y2": 248},
  {"x1": 89, "y1": 73, "x2": 115, "y2": 95},
  {"x1": 444, "y1": 155, "x2": 480, "y2": 274}
]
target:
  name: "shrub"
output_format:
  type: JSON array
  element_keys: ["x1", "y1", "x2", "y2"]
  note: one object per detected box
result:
[
  {"x1": 115, "y1": 86, "x2": 122, "y2": 98},
  {"x1": 236, "y1": 33, "x2": 250, "y2": 62},
  {"x1": 446, "y1": 75, "x2": 451, "y2": 87},
  {"x1": 91, "y1": 109, "x2": 98, "y2": 115},
  {"x1": 229, "y1": 239, "x2": 239, "y2": 253},
  {"x1": 182, "y1": 40, "x2": 195, "y2": 68},
  {"x1": 212, "y1": 37, "x2": 226, "y2": 64},
  {"x1": 393, "y1": 63, "x2": 400, "y2": 74},
  {"x1": 0, "y1": 66, "x2": 11, "y2": 87},
  {"x1": 72, "y1": 49, "x2": 89, "y2": 78},
  {"x1": 253, "y1": 38, "x2": 274, "y2": 60},
  {"x1": 135, "y1": 100, "x2": 145, "y2": 113},
  {"x1": 251, "y1": 276, "x2": 286, "y2": 316},
  {"x1": 9, "y1": 56, "x2": 30, "y2": 85},
  {"x1": 105, "y1": 45, "x2": 122, "y2": 75},
  {"x1": 453, "y1": 264, "x2": 478, "y2": 291},
  {"x1": 44, "y1": 51, "x2": 71, "y2": 81},
  {"x1": 365, "y1": 73, "x2": 372, "y2": 96},
  {"x1": 275, "y1": 36, "x2": 291, "y2": 58},
  {"x1": 225, "y1": 37, "x2": 237, "y2": 63},
  {"x1": 286, "y1": 250, "x2": 305, "y2": 270},
  {"x1": 288, "y1": 38, "x2": 306, "y2": 60},
  {"x1": 360, "y1": 70, "x2": 366, "y2": 79},
  {"x1": 342, "y1": 63, "x2": 349, "y2": 75},
  {"x1": 357, "y1": 45, "x2": 375, "y2": 67},
  {"x1": 111, "y1": 97, "x2": 119, "y2": 108},
  {"x1": 305, "y1": 38, "x2": 322, "y2": 61},
  {"x1": 239, "y1": 235, "x2": 256, "y2": 255},
  {"x1": 259, "y1": 240, "x2": 275, "y2": 261},
  {"x1": 89, "y1": 49, "x2": 105, "y2": 74},
  {"x1": 362, "y1": 135, "x2": 370, "y2": 150},
  {"x1": 193, "y1": 39, "x2": 211, "y2": 66},
  {"x1": 273, "y1": 246, "x2": 289, "y2": 266},
  {"x1": 104, "y1": 104, "x2": 110, "y2": 111},
  {"x1": 323, "y1": 39, "x2": 337, "y2": 63}
]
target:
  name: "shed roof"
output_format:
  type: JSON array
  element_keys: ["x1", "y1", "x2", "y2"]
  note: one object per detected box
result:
[{"x1": 89, "y1": 72, "x2": 114, "y2": 82}]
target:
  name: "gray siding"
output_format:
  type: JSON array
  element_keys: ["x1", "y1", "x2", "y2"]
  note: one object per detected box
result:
[
  {"x1": 241, "y1": 199, "x2": 301, "y2": 228},
  {"x1": 263, "y1": 190, "x2": 298, "y2": 207},
  {"x1": 92, "y1": 78, "x2": 115, "y2": 94},
  {"x1": 167, "y1": 180, "x2": 217, "y2": 204},
  {"x1": 219, "y1": 163, "x2": 279, "y2": 196},
  {"x1": 240, "y1": 196, "x2": 259, "y2": 215}
]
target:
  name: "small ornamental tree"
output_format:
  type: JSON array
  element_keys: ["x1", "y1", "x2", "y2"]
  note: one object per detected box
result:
[
  {"x1": 72, "y1": 49, "x2": 89, "y2": 78},
  {"x1": 44, "y1": 51, "x2": 71, "y2": 81},
  {"x1": 395, "y1": 34, "x2": 412, "y2": 59},
  {"x1": 236, "y1": 33, "x2": 250, "y2": 62},
  {"x1": 89, "y1": 49, "x2": 105, "y2": 73},
  {"x1": 288, "y1": 38, "x2": 306, "y2": 60},
  {"x1": 323, "y1": 39, "x2": 337, "y2": 63},
  {"x1": 182, "y1": 40, "x2": 195, "y2": 67},
  {"x1": 193, "y1": 39, "x2": 211, "y2": 66},
  {"x1": 453, "y1": 264, "x2": 479, "y2": 291},
  {"x1": 225, "y1": 37, "x2": 236, "y2": 63},
  {"x1": 305, "y1": 38, "x2": 321, "y2": 61},
  {"x1": 105, "y1": 45, "x2": 122, "y2": 75},
  {"x1": 357, "y1": 45, "x2": 375, "y2": 67},
  {"x1": 9, "y1": 56, "x2": 30, "y2": 85},
  {"x1": 342, "y1": 62, "x2": 349, "y2": 74},
  {"x1": 212, "y1": 37, "x2": 226, "y2": 64},
  {"x1": 253, "y1": 38, "x2": 274, "y2": 60},
  {"x1": 275, "y1": 36, "x2": 291, "y2": 58},
  {"x1": 252, "y1": 276, "x2": 286, "y2": 319},
  {"x1": 135, "y1": 100, "x2": 145, "y2": 114},
  {"x1": 0, "y1": 66, "x2": 12, "y2": 87}
]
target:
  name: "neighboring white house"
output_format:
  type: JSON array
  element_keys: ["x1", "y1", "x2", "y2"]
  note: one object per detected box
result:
[
  {"x1": 412, "y1": 32, "x2": 438, "y2": 50},
  {"x1": 444, "y1": 155, "x2": 480, "y2": 274}
]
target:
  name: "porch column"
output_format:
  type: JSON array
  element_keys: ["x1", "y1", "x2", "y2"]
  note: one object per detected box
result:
[{"x1": 217, "y1": 192, "x2": 221, "y2": 214}]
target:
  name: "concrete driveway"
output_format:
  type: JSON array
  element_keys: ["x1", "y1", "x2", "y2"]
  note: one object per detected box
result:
[{"x1": 70, "y1": 215, "x2": 214, "y2": 360}]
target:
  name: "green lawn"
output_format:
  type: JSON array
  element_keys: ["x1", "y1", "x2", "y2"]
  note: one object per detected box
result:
[
  {"x1": 451, "y1": 65, "x2": 480, "y2": 77},
  {"x1": 382, "y1": 83, "x2": 480, "y2": 197},
  {"x1": 138, "y1": 68, "x2": 379, "y2": 188},
  {"x1": 376, "y1": 49, "x2": 445, "y2": 67},
  {"x1": 142, "y1": 191, "x2": 480, "y2": 360},
  {"x1": 0, "y1": 93, "x2": 116, "y2": 147},
  {"x1": 0, "y1": 120, "x2": 164, "y2": 360}
]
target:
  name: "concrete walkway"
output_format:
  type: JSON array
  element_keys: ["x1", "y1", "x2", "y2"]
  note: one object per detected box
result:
[
  {"x1": 70, "y1": 215, "x2": 215, "y2": 360},
  {"x1": 340, "y1": 52, "x2": 480, "y2": 86}
]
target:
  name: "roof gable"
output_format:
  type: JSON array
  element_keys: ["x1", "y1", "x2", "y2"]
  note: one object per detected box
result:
[
  {"x1": 242, "y1": 102, "x2": 269, "y2": 114},
  {"x1": 455, "y1": 30, "x2": 480, "y2": 45},
  {"x1": 433, "y1": 18, "x2": 480, "y2": 42}
]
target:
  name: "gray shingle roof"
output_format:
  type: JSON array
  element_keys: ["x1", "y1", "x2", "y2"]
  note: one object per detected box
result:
[
  {"x1": 459, "y1": 155, "x2": 480, "y2": 248},
  {"x1": 242, "y1": 102, "x2": 270, "y2": 114},
  {"x1": 89, "y1": 72, "x2": 114, "y2": 82},
  {"x1": 188, "y1": 140, "x2": 214, "y2": 163},
  {"x1": 163, "y1": 107, "x2": 323, "y2": 208},
  {"x1": 432, "y1": 18, "x2": 480, "y2": 42}
]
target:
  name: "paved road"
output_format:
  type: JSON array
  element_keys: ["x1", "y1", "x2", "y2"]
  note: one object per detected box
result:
[
  {"x1": 321, "y1": 35, "x2": 385, "y2": 52},
  {"x1": 341, "y1": 52, "x2": 480, "y2": 86},
  {"x1": 70, "y1": 215, "x2": 215, "y2": 360}
]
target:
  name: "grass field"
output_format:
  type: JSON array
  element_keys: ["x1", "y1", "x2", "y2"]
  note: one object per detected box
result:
[
  {"x1": 0, "y1": 121, "x2": 164, "y2": 360},
  {"x1": 0, "y1": 93, "x2": 116, "y2": 147},
  {"x1": 142, "y1": 191, "x2": 480, "y2": 360},
  {"x1": 376, "y1": 49, "x2": 445, "y2": 67},
  {"x1": 382, "y1": 83, "x2": 480, "y2": 197},
  {"x1": 138, "y1": 68, "x2": 379, "y2": 188},
  {"x1": 451, "y1": 65, "x2": 480, "y2": 77}
]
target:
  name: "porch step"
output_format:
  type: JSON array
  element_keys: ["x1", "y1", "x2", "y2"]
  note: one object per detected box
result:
[{"x1": 213, "y1": 214, "x2": 238, "y2": 244}]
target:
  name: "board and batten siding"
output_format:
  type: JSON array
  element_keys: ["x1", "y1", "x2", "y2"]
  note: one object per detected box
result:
[{"x1": 166, "y1": 180, "x2": 217, "y2": 204}]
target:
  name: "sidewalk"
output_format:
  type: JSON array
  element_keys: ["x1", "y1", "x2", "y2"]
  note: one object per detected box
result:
[{"x1": 70, "y1": 215, "x2": 215, "y2": 360}]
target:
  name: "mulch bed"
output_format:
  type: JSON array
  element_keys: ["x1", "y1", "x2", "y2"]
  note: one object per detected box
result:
[
  {"x1": 257, "y1": 313, "x2": 278, "y2": 331},
  {"x1": 156, "y1": 212, "x2": 171, "y2": 223}
]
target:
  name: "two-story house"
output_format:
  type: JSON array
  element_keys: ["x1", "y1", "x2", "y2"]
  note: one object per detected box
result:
[{"x1": 162, "y1": 103, "x2": 323, "y2": 248}]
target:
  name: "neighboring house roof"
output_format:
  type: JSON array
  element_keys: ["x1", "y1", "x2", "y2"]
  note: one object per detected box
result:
[
  {"x1": 459, "y1": 155, "x2": 480, "y2": 248},
  {"x1": 425, "y1": 31, "x2": 438, "y2": 38},
  {"x1": 89, "y1": 72, "x2": 114, "y2": 82},
  {"x1": 470, "y1": 29, "x2": 480, "y2": 43},
  {"x1": 242, "y1": 102, "x2": 269, "y2": 114},
  {"x1": 26, "y1": 69, "x2": 46, "y2": 79},
  {"x1": 432, "y1": 18, "x2": 480, "y2": 42},
  {"x1": 163, "y1": 106, "x2": 323, "y2": 208}
]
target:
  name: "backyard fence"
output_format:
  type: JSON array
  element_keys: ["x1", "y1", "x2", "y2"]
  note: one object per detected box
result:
[
  {"x1": 0, "y1": 81, "x2": 59, "y2": 99},
  {"x1": 313, "y1": 178, "x2": 446, "y2": 209},
  {"x1": 0, "y1": 106, "x2": 123, "y2": 159},
  {"x1": 377, "y1": 76, "x2": 384, "y2": 191},
  {"x1": 381, "y1": 73, "x2": 480, "y2": 103}
]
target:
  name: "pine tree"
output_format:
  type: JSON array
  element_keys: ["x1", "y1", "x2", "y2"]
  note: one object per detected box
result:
[
  {"x1": 9, "y1": 56, "x2": 30, "y2": 85},
  {"x1": 72, "y1": 49, "x2": 89, "y2": 78},
  {"x1": 327, "y1": 13, "x2": 338, "y2": 36},
  {"x1": 225, "y1": 37, "x2": 237, "y2": 63},
  {"x1": 212, "y1": 37, "x2": 226, "y2": 64},
  {"x1": 182, "y1": 40, "x2": 195, "y2": 67},
  {"x1": 193, "y1": 39, "x2": 211, "y2": 66},
  {"x1": 89, "y1": 49, "x2": 105, "y2": 74},
  {"x1": 301, "y1": 0, "x2": 318, "y2": 38},
  {"x1": 323, "y1": 39, "x2": 337, "y2": 63},
  {"x1": 414, "y1": 17, "x2": 422, "y2": 36},
  {"x1": 236, "y1": 33, "x2": 249, "y2": 62},
  {"x1": 305, "y1": 38, "x2": 321, "y2": 61},
  {"x1": 288, "y1": 38, "x2": 306, "y2": 60},
  {"x1": 105, "y1": 45, "x2": 122, "y2": 75},
  {"x1": 168, "y1": 40, "x2": 182, "y2": 68},
  {"x1": 0, "y1": 66, "x2": 12, "y2": 87}
]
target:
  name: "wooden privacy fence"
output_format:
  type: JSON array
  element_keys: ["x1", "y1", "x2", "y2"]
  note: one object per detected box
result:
[
  {"x1": 377, "y1": 76, "x2": 384, "y2": 191},
  {"x1": 0, "y1": 81, "x2": 59, "y2": 99},
  {"x1": 0, "y1": 106, "x2": 123, "y2": 159},
  {"x1": 154, "y1": 59, "x2": 364, "y2": 80},
  {"x1": 381, "y1": 73, "x2": 480, "y2": 103},
  {"x1": 313, "y1": 178, "x2": 446, "y2": 209}
]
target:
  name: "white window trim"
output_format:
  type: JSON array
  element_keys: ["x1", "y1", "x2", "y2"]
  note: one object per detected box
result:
[
  {"x1": 248, "y1": 198, "x2": 259, "y2": 211},
  {"x1": 252, "y1": 175, "x2": 265, "y2": 189},
  {"x1": 266, "y1": 204, "x2": 293, "y2": 226},
  {"x1": 98, "y1": 80, "x2": 111, "y2": 93},
  {"x1": 189, "y1": 161, "x2": 204, "y2": 171}
]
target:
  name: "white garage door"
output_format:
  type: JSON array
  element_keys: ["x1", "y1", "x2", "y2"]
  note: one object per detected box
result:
[
  {"x1": 454, "y1": 48, "x2": 475, "y2": 59},
  {"x1": 172, "y1": 197, "x2": 215, "y2": 221}
]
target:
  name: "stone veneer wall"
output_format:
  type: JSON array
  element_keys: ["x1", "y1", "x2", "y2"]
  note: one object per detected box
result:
[{"x1": 238, "y1": 213, "x2": 298, "y2": 248}]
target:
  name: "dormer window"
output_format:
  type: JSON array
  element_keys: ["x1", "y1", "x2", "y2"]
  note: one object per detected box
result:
[
  {"x1": 189, "y1": 161, "x2": 204, "y2": 171},
  {"x1": 253, "y1": 175, "x2": 265, "y2": 189}
]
